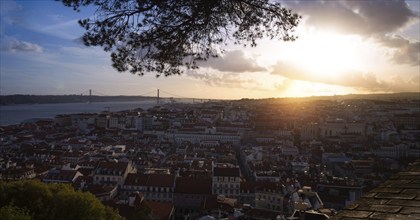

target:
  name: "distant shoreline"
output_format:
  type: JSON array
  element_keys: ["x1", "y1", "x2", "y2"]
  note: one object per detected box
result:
[
  {"x1": 0, "y1": 100, "x2": 159, "y2": 126},
  {"x1": 0, "y1": 92, "x2": 418, "y2": 105},
  {"x1": 0, "y1": 95, "x2": 156, "y2": 105}
]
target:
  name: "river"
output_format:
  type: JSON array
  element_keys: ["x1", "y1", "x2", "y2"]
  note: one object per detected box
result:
[{"x1": 0, "y1": 100, "x2": 159, "y2": 126}]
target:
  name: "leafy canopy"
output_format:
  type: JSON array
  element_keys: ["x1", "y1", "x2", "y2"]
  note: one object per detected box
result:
[
  {"x1": 0, "y1": 180, "x2": 119, "y2": 220},
  {"x1": 61, "y1": 0, "x2": 301, "y2": 77},
  {"x1": 0, "y1": 205, "x2": 32, "y2": 220}
]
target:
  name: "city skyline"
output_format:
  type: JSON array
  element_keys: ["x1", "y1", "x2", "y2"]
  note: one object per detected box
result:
[{"x1": 1, "y1": 0, "x2": 419, "y2": 99}]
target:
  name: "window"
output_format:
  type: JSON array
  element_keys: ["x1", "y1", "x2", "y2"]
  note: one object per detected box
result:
[{"x1": 329, "y1": 189, "x2": 339, "y2": 196}]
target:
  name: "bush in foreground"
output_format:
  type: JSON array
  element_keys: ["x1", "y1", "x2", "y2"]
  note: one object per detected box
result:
[{"x1": 0, "y1": 180, "x2": 119, "y2": 220}]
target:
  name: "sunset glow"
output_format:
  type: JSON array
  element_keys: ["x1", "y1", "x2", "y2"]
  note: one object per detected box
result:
[{"x1": 1, "y1": 0, "x2": 419, "y2": 99}]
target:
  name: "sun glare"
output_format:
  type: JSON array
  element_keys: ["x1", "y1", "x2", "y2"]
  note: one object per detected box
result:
[
  {"x1": 291, "y1": 32, "x2": 361, "y2": 77},
  {"x1": 255, "y1": 30, "x2": 377, "y2": 97},
  {"x1": 284, "y1": 80, "x2": 356, "y2": 97}
]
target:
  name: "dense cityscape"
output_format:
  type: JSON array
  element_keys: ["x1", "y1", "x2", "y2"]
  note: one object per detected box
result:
[
  {"x1": 1, "y1": 0, "x2": 419, "y2": 219},
  {"x1": 1, "y1": 94, "x2": 419, "y2": 219}
]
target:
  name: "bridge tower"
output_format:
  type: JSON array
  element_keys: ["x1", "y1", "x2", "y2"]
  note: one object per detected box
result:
[
  {"x1": 89, "y1": 89, "x2": 92, "y2": 103},
  {"x1": 157, "y1": 89, "x2": 160, "y2": 105}
]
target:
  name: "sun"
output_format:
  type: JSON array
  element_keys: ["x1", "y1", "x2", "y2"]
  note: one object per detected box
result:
[{"x1": 290, "y1": 31, "x2": 362, "y2": 77}]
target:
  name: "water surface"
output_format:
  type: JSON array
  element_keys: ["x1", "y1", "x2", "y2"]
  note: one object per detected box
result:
[{"x1": 0, "y1": 101, "x2": 158, "y2": 126}]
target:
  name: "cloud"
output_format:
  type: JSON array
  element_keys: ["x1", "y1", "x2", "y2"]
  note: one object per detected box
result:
[
  {"x1": 271, "y1": 61, "x2": 419, "y2": 92},
  {"x1": 186, "y1": 70, "x2": 264, "y2": 90},
  {"x1": 287, "y1": 0, "x2": 419, "y2": 65},
  {"x1": 197, "y1": 50, "x2": 266, "y2": 72},
  {"x1": 274, "y1": 79, "x2": 293, "y2": 92},
  {"x1": 391, "y1": 40, "x2": 419, "y2": 66},
  {"x1": 36, "y1": 19, "x2": 83, "y2": 40},
  {"x1": 378, "y1": 35, "x2": 419, "y2": 66},
  {"x1": 0, "y1": 0, "x2": 22, "y2": 35},
  {"x1": 59, "y1": 46, "x2": 107, "y2": 58},
  {"x1": 344, "y1": 0, "x2": 417, "y2": 34},
  {"x1": 73, "y1": 36, "x2": 85, "y2": 45},
  {"x1": 383, "y1": 75, "x2": 420, "y2": 92},
  {"x1": 288, "y1": 0, "x2": 418, "y2": 36},
  {"x1": 1, "y1": 38, "x2": 43, "y2": 53},
  {"x1": 378, "y1": 35, "x2": 410, "y2": 47},
  {"x1": 288, "y1": 1, "x2": 364, "y2": 35},
  {"x1": 271, "y1": 61, "x2": 382, "y2": 89},
  {"x1": 0, "y1": 0, "x2": 23, "y2": 26}
]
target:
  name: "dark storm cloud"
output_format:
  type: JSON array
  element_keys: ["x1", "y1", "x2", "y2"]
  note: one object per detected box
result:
[{"x1": 197, "y1": 50, "x2": 266, "y2": 73}]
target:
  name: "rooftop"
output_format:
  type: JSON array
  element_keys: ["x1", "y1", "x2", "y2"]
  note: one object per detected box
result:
[
  {"x1": 213, "y1": 167, "x2": 240, "y2": 177},
  {"x1": 332, "y1": 160, "x2": 420, "y2": 219},
  {"x1": 174, "y1": 177, "x2": 212, "y2": 194},
  {"x1": 124, "y1": 173, "x2": 175, "y2": 188}
]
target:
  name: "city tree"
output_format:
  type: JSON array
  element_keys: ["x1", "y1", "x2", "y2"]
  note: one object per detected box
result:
[
  {"x1": 61, "y1": 0, "x2": 301, "y2": 77},
  {"x1": 0, "y1": 180, "x2": 119, "y2": 220},
  {"x1": 0, "y1": 205, "x2": 32, "y2": 220}
]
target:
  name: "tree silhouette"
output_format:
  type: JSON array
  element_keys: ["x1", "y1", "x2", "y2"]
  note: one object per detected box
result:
[{"x1": 61, "y1": 0, "x2": 300, "y2": 77}]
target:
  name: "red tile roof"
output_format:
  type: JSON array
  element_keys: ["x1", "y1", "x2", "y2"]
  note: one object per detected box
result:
[
  {"x1": 145, "y1": 201, "x2": 174, "y2": 220},
  {"x1": 95, "y1": 161, "x2": 128, "y2": 175}
]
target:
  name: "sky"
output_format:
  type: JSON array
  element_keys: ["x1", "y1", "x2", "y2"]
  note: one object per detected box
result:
[{"x1": 0, "y1": 0, "x2": 419, "y2": 99}]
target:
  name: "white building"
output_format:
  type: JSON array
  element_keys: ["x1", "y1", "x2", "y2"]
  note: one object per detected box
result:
[
  {"x1": 168, "y1": 131, "x2": 242, "y2": 146},
  {"x1": 320, "y1": 118, "x2": 365, "y2": 137},
  {"x1": 212, "y1": 167, "x2": 241, "y2": 197},
  {"x1": 93, "y1": 161, "x2": 136, "y2": 187}
]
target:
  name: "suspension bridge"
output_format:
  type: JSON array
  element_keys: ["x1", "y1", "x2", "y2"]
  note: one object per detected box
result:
[{"x1": 78, "y1": 89, "x2": 220, "y2": 104}]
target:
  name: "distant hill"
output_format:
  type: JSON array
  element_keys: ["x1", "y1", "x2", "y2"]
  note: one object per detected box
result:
[
  {"x1": 0, "y1": 95, "x2": 156, "y2": 105},
  {"x1": 1, "y1": 92, "x2": 418, "y2": 105},
  {"x1": 331, "y1": 92, "x2": 420, "y2": 100}
]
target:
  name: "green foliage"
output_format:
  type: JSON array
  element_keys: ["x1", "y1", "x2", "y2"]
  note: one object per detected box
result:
[
  {"x1": 61, "y1": 0, "x2": 300, "y2": 77},
  {"x1": 0, "y1": 180, "x2": 119, "y2": 220},
  {"x1": 0, "y1": 205, "x2": 32, "y2": 220},
  {"x1": 132, "y1": 204, "x2": 151, "y2": 220}
]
